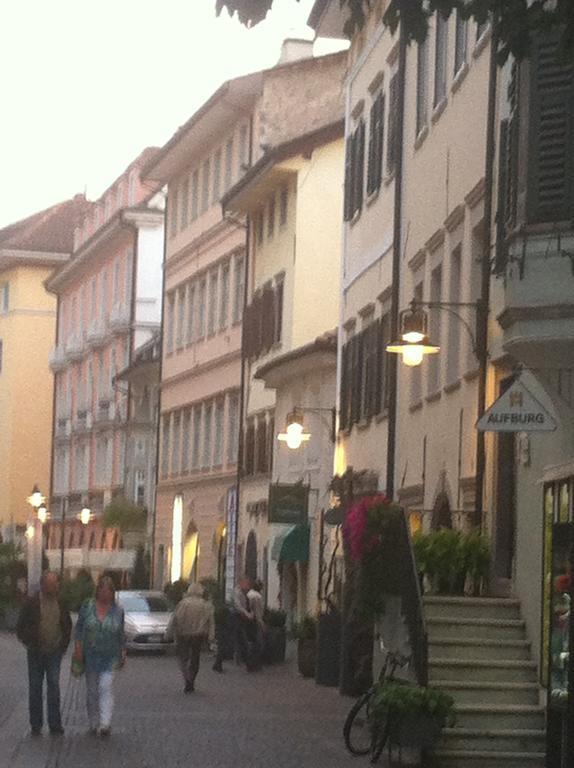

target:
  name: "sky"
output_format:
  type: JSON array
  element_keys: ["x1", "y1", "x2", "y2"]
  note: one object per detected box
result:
[{"x1": 0, "y1": 0, "x2": 346, "y2": 229}]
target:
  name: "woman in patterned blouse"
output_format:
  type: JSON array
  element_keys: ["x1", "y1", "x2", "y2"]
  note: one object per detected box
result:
[{"x1": 74, "y1": 575, "x2": 126, "y2": 737}]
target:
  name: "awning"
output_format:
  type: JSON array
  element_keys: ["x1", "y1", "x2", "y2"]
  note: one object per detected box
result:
[{"x1": 270, "y1": 524, "x2": 310, "y2": 563}]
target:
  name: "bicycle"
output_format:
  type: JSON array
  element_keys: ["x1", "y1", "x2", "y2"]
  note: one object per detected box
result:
[{"x1": 343, "y1": 644, "x2": 411, "y2": 763}]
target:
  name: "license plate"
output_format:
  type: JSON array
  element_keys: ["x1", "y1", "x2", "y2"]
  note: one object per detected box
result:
[{"x1": 148, "y1": 634, "x2": 163, "y2": 643}]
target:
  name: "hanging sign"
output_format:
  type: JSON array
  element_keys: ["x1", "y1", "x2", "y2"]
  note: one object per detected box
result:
[
  {"x1": 477, "y1": 377, "x2": 557, "y2": 432},
  {"x1": 268, "y1": 483, "x2": 309, "y2": 525}
]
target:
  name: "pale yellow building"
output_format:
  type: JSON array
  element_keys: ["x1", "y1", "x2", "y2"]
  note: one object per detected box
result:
[{"x1": 0, "y1": 196, "x2": 92, "y2": 536}]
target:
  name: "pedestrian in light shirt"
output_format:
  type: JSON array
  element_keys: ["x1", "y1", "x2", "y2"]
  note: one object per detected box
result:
[
  {"x1": 16, "y1": 571, "x2": 72, "y2": 737},
  {"x1": 74, "y1": 575, "x2": 125, "y2": 737},
  {"x1": 167, "y1": 583, "x2": 215, "y2": 693}
]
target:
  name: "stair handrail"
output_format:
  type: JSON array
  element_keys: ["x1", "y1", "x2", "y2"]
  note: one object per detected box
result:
[{"x1": 398, "y1": 507, "x2": 428, "y2": 687}]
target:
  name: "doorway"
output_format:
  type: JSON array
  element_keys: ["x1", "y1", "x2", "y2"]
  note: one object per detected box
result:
[{"x1": 494, "y1": 376, "x2": 517, "y2": 593}]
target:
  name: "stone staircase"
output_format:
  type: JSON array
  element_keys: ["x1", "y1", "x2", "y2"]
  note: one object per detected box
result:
[{"x1": 425, "y1": 596, "x2": 546, "y2": 768}]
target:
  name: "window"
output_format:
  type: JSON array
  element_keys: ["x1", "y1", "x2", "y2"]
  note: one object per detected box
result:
[
  {"x1": 113, "y1": 260, "x2": 120, "y2": 305},
  {"x1": 280, "y1": 186, "x2": 288, "y2": 226},
  {"x1": 176, "y1": 287, "x2": 185, "y2": 349},
  {"x1": 386, "y1": 73, "x2": 399, "y2": 174},
  {"x1": 212, "y1": 149, "x2": 222, "y2": 202},
  {"x1": 476, "y1": 18, "x2": 488, "y2": 41},
  {"x1": 343, "y1": 119, "x2": 366, "y2": 220},
  {"x1": 117, "y1": 432, "x2": 126, "y2": 486},
  {"x1": 244, "y1": 418, "x2": 255, "y2": 475},
  {"x1": 233, "y1": 254, "x2": 245, "y2": 325},
  {"x1": 201, "y1": 158, "x2": 211, "y2": 213},
  {"x1": 219, "y1": 261, "x2": 230, "y2": 330},
  {"x1": 454, "y1": 10, "x2": 468, "y2": 74},
  {"x1": 109, "y1": 347, "x2": 116, "y2": 392},
  {"x1": 243, "y1": 279, "x2": 283, "y2": 361},
  {"x1": 197, "y1": 278, "x2": 207, "y2": 339},
  {"x1": 256, "y1": 210, "x2": 264, "y2": 246},
  {"x1": 90, "y1": 278, "x2": 97, "y2": 322},
  {"x1": 207, "y1": 269, "x2": 218, "y2": 336},
  {"x1": 224, "y1": 139, "x2": 234, "y2": 190},
  {"x1": 238, "y1": 124, "x2": 248, "y2": 172},
  {"x1": 267, "y1": 195, "x2": 275, "y2": 238},
  {"x1": 191, "y1": 405, "x2": 201, "y2": 470},
  {"x1": 187, "y1": 283, "x2": 195, "y2": 344},
  {"x1": 170, "y1": 187, "x2": 179, "y2": 238},
  {"x1": 274, "y1": 279, "x2": 284, "y2": 345},
  {"x1": 182, "y1": 409, "x2": 191, "y2": 472},
  {"x1": 367, "y1": 91, "x2": 385, "y2": 196},
  {"x1": 100, "y1": 271, "x2": 108, "y2": 320},
  {"x1": 214, "y1": 399, "x2": 224, "y2": 465},
  {"x1": 161, "y1": 415, "x2": 170, "y2": 478},
  {"x1": 0, "y1": 283, "x2": 9, "y2": 313},
  {"x1": 203, "y1": 403, "x2": 213, "y2": 468},
  {"x1": 256, "y1": 417, "x2": 269, "y2": 474},
  {"x1": 434, "y1": 12, "x2": 448, "y2": 107},
  {"x1": 446, "y1": 246, "x2": 462, "y2": 385},
  {"x1": 172, "y1": 412, "x2": 181, "y2": 476},
  {"x1": 180, "y1": 177, "x2": 189, "y2": 230},
  {"x1": 191, "y1": 170, "x2": 199, "y2": 220},
  {"x1": 86, "y1": 360, "x2": 93, "y2": 410},
  {"x1": 124, "y1": 255, "x2": 132, "y2": 307},
  {"x1": 427, "y1": 264, "x2": 443, "y2": 394},
  {"x1": 135, "y1": 469, "x2": 146, "y2": 507},
  {"x1": 227, "y1": 392, "x2": 239, "y2": 463},
  {"x1": 416, "y1": 38, "x2": 428, "y2": 135},
  {"x1": 166, "y1": 293, "x2": 175, "y2": 353}
]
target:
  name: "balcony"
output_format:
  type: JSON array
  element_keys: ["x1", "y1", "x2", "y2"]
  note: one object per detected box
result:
[
  {"x1": 55, "y1": 416, "x2": 71, "y2": 440},
  {"x1": 498, "y1": 231, "x2": 574, "y2": 368},
  {"x1": 74, "y1": 409, "x2": 93, "y2": 434},
  {"x1": 109, "y1": 304, "x2": 131, "y2": 335},
  {"x1": 49, "y1": 345, "x2": 67, "y2": 372},
  {"x1": 86, "y1": 318, "x2": 108, "y2": 349},
  {"x1": 45, "y1": 547, "x2": 136, "y2": 572},
  {"x1": 95, "y1": 398, "x2": 116, "y2": 426},
  {"x1": 65, "y1": 334, "x2": 83, "y2": 362}
]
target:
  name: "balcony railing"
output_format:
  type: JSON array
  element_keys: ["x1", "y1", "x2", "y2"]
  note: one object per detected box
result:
[
  {"x1": 55, "y1": 416, "x2": 71, "y2": 439},
  {"x1": 74, "y1": 409, "x2": 93, "y2": 433},
  {"x1": 95, "y1": 398, "x2": 116, "y2": 425},
  {"x1": 86, "y1": 318, "x2": 108, "y2": 348},
  {"x1": 65, "y1": 334, "x2": 83, "y2": 362},
  {"x1": 49, "y1": 346, "x2": 67, "y2": 372},
  {"x1": 109, "y1": 305, "x2": 131, "y2": 334}
]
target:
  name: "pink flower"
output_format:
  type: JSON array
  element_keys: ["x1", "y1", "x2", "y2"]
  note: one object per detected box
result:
[{"x1": 344, "y1": 494, "x2": 390, "y2": 560}]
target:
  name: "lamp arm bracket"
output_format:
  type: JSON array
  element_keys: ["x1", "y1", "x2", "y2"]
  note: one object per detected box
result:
[{"x1": 410, "y1": 299, "x2": 481, "y2": 358}]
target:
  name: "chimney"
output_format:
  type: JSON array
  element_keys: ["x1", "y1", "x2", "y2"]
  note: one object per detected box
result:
[{"x1": 278, "y1": 38, "x2": 314, "y2": 65}]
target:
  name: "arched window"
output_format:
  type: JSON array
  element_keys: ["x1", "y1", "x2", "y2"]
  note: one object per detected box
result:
[{"x1": 432, "y1": 492, "x2": 452, "y2": 530}]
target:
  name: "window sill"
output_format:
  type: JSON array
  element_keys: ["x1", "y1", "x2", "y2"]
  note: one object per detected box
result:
[
  {"x1": 366, "y1": 186, "x2": 381, "y2": 208},
  {"x1": 414, "y1": 125, "x2": 429, "y2": 151},
  {"x1": 409, "y1": 399, "x2": 423, "y2": 413},
  {"x1": 375, "y1": 409, "x2": 389, "y2": 424},
  {"x1": 356, "y1": 418, "x2": 371, "y2": 431},
  {"x1": 473, "y1": 26, "x2": 492, "y2": 59},
  {"x1": 431, "y1": 98, "x2": 448, "y2": 125},
  {"x1": 451, "y1": 62, "x2": 469, "y2": 94},
  {"x1": 425, "y1": 390, "x2": 442, "y2": 404},
  {"x1": 463, "y1": 367, "x2": 480, "y2": 382},
  {"x1": 384, "y1": 170, "x2": 395, "y2": 187},
  {"x1": 443, "y1": 379, "x2": 462, "y2": 395},
  {"x1": 350, "y1": 209, "x2": 362, "y2": 227}
]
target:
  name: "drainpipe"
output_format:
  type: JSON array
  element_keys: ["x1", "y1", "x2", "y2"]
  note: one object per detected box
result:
[
  {"x1": 474, "y1": 20, "x2": 499, "y2": 529},
  {"x1": 150, "y1": 195, "x2": 168, "y2": 587},
  {"x1": 48, "y1": 293, "x2": 60, "y2": 551},
  {"x1": 386, "y1": 23, "x2": 408, "y2": 500}
]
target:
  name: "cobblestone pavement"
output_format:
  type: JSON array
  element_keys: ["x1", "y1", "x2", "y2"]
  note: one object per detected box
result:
[{"x1": 0, "y1": 632, "x2": 361, "y2": 768}]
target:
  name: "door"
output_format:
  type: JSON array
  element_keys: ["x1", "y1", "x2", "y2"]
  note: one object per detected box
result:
[{"x1": 494, "y1": 377, "x2": 517, "y2": 592}]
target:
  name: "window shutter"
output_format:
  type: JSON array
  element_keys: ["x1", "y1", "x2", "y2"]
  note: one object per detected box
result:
[
  {"x1": 374, "y1": 93, "x2": 385, "y2": 193},
  {"x1": 386, "y1": 74, "x2": 399, "y2": 174},
  {"x1": 354, "y1": 120, "x2": 365, "y2": 216},
  {"x1": 527, "y1": 32, "x2": 574, "y2": 223},
  {"x1": 274, "y1": 281, "x2": 284, "y2": 344},
  {"x1": 494, "y1": 119, "x2": 510, "y2": 276},
  {"x1": 340, "y1": 342, "x2": 350, "y2": 432},
  {"x1": 262, "y1": 284, "x2": 275, "y2": 352},
  {"x1": 350, "y1": 335, "x2": 361, "y2": 427},
  {"x1": 367, "y1": 103, "x2": 377, "y2": 196},
  {"x1": 344, "y1": 136, "x2": 354, "y2": 221},
  {"x1": 242, "y1": 302, "x2": 253, "y2": 358},
  {"x1": 374, "y1": 318, "x2": 384, "y2": 414}
]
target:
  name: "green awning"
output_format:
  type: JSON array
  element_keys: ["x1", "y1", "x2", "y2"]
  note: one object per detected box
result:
[{"x1": 271, "y1": 524, "x2": 310, "y2": 563}]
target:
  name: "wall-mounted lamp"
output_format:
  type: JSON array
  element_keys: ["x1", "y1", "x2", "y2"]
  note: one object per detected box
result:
[
  {"x1": 277, "y1": 409, "x2": 311, "y2": 450},
  {"x1": 386, "y1": 305, "x2": 440, "y2": 367}
]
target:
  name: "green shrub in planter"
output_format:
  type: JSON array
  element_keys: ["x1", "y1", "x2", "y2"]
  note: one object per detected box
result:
[
  {"x1": 293, "y1": 616, "x2": 317, "y2": 678},
  {"x1": 413, "y1": 529, "x2": 490, "y2": 595},
  {"x1": 370, "y1": 682, "x2": 455, "y2": 749}
]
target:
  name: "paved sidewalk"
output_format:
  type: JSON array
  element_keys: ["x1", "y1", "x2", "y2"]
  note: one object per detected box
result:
[{"x1": 0, "y1": 633, "x2": 362, "y2": 768}]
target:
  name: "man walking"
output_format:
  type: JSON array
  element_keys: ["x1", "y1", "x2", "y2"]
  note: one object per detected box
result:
[
  {"x1": 233, "y1": 576, "x2": 255, "y2": 670},
  {"x1": 167, "y1": 583, "x2": 215, "y2": 693},
  {"x1": 16, "y1": 571, "x2": 72, "y2": 737},
  {"x1": 247, "y1": 580, "x2": 265, "y2": 669}
]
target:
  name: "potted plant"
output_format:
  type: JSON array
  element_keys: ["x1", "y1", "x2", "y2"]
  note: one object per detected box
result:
[
  {"x1": 370, "y1": 682, "x2": 456, "y2": 749},
  {"x1": 293, "y1": 616, "x2": 317, "y2": 678},
  {"x1": 413, "y1": 529, "x2": 490, "y2": 595},
  {"x1": 263, "y1": 608, "x2": 287, "y2": 664},
  {"x1": 103, "y1": 497, "x2": 147, "y2": 549}
]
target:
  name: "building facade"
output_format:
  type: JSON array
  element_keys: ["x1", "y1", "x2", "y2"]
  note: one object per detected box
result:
[
  {"x1": 0, "y1": 195, "x2": 92, "y2": 539},
  {"x1": 45, "y1": 148, "x2": 164, "y2": 579}
]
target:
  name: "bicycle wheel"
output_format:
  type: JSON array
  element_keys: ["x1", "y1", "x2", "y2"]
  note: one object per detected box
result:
[
  {"x1": 370, "y1": 714, "x2": 391, "y2": 764},
  {"x1": 343, "y1": 690, "x2": 373, "y2": 756}
]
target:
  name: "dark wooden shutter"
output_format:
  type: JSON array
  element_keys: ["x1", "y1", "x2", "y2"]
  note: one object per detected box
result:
[
  {"x1": 354, "y1": 120, "x2": 365, "y2": 215},
  {"x1": 374, "y1": 93, "x2": 385, "y2": 193},
  {"x1": 261, "y1": 284, "x2": 275, "y2": 352},
  {"x1": 267, "y1": 414, "x2": 274, "y2": 473},
  {"x1": 494, "y1": 119, "x2": 510, "y2": 275},
  {"x1": 527, "y1": 32, "x2": 574, "y2": 223},
  {"x1": 244, "y1": 420, "x2": 255, "y2": 475},
  {"x1": 340, "y1": 342, "x2": 350, "y2": 431},
  {"x1": 242, "y1": 302, "x2": 254, "y2": 358},
  {"x1": 256, "y1": 417, "x2": 267, "y2": 473},
  {"x1": 374, "y1": 318, "x2": 384, "y2": 415},
  {"x1": 386, "y1": 74, "x2": 399, "y2": 174},
  {"x1": 350, "y1": 335, "x2": 361, "y2": 427},
  {"x1": 344, "y1": 135, "x2": 354, "y2": 221},
  {"x1": 367, "y1": 103, "x2": 376, "y2": 196}
]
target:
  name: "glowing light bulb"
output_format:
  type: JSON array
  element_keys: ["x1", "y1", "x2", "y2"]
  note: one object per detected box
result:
[
  {"x1": 37, "y1": 505, "x2": 48, "y2": 524},
  {"x1": 402, "y1": 345, "x2": 425, "y2": 367},
  {"x1": 80, "y1": 507, "x2": 91, "y2": 525},
  {"x1": 402, "y1": 331, "x2": 425, "y2": 344}
]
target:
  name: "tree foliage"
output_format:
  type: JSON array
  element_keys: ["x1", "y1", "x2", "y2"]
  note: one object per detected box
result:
[{"x1": 215, "y1": 0, "x2": 574, "y2": 63}]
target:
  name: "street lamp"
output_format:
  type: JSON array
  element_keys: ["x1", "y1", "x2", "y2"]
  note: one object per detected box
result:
[
  {"x1": 277, "y1": 407, "x2": 336, "y2": 450},
  {"x1": 26, "y1": 485, "x2": 46, "y2": 594},
  {"x1": 27, "y1": 484, "x2": 45, "y2": 512},
  {"x1": 37, "y1": 503, "x2": 48, "y2": 524},
  {"x1": 79, "y1": 505, "x2": 91, "y2": 526},
  {"x1": 386, "y1": 304, "x2": 440, "y2": 367}
]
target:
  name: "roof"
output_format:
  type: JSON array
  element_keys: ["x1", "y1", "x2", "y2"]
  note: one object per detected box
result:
[
  {"x1": 221, "y1": 119, "x2": 344, "y2": 212},
  {"x1": 308, "y1": 0, "x2": 347, "y2": 38},
  {"x1": 141, "y1": 50, "x2": 347, "y2": 184},
  {"x1": 255, "y1": 331, "x2": 337, "y2": 384},
  {"x1": 0, "y1": 195, "x2": 94, "y2": 254}
]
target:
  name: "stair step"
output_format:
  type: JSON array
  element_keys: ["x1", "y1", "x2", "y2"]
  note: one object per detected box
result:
[
  {"x1": 454, "y1": 704, "x2": 546, "y2": 731},
  {"x1": 431, "y1": 749, "x2": 545, "y2": 768},
  {"x1": 429, "y1": 658, "x2": 538, "y2": 683},
  {"x1": 433, "y1": 680, "x2": 540, "y2": 706},
  {"x1": 429, "y1": 638, "x2": 531, "y2": 661},
  {"x1": 441, "y1": 727, "x2": 546, "y2": 753},
  {"x1": 425, "y1": 596, "x2": 522, "y2": 621},
  {"x1": 427, "y1": 616, "x2": 526, "y2": 641}
]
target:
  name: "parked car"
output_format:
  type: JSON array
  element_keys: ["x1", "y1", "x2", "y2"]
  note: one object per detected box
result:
[{"x1": 117, "y1": 590, "x2": 173, "y2": 653}]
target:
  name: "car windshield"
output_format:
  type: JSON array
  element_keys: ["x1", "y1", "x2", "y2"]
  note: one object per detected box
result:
[{"x1": 119, "y1": 595, "x2": 170, "y2": 613}]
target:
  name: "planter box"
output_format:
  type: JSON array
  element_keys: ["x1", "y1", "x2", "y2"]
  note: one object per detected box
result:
[
  {"x1": 263, "y1": 627, "x2": 286, "y2": 664},
  {"x1": 297, "y1": 637, "x2": 316, "y2": 678},
  {"x1": 315, "y1": 611, "x2": 341, "y2": 687}
]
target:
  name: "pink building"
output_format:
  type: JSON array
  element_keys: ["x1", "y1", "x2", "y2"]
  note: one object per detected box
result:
[{"x1": 45, "y1": 148, "x2": 164, "y2": 579}]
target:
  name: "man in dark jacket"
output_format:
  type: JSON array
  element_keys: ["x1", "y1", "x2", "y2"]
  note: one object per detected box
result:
[{"x1": 16, "y1": 571, "x2": 72, "y2": 737}]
